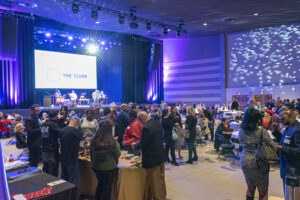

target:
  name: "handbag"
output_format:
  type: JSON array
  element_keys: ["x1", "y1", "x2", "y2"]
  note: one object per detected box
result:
[
  {"x1": 256, "y1": 129, "x2": 278, "y2": 163},
  {"x1": 183, "y1": 129, "x2": 190, "y2": 139},
  {"x1": 172, "y1": 127, "x2": 178, "y2": 141}
]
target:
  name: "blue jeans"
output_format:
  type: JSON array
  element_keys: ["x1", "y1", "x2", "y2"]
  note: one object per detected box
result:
[
  {"x1": 187, "y1": 141, "x2": 198, "y2": 161},
  {"x1": 61, "y1": 161, "x2": 79, "y2": 185}
]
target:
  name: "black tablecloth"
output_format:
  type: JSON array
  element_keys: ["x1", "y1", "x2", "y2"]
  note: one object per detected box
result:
[{"x1": 8, "y1": 173, "x2": 77, "y2": 200}]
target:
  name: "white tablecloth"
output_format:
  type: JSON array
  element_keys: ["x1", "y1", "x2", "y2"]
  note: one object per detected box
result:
[
  {"x1": 231, "y1": 130, "x2": 275, "y2": 140},
  {"x1": 230, "y1": 121, "x2": 241, "y2": 131}
]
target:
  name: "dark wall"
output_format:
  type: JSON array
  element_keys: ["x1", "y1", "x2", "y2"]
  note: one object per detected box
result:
[{"x1": 97, "y1": 47, "x2": 122, "y2": 103}]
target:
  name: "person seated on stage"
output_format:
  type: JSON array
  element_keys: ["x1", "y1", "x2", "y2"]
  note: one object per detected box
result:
[
  {"x1": 69, "y1": 90, "x2": 78, "y2": 104},
  {"x1": 15, "y1": 123, "x2": 27, "y2": 149},
  {"x1": 214, "y1": 118, "x2": 234, "y2": 152},
  {"x1": 57, "y1": 106, "x2": 70, "y2": 129},
  {"x1": 41, "y1": 112, "x2": 48, "y2": 124},
  {"x1": 54, "y1": 89, "x2": 61, "y2": 98},
  {"x1": 92, "y1": 89, "x2": 100, "y2": 105},
  {"x1": 0, "y1": 114, "x2": 12, "y2": 138},
  {"x1": 80, "y1": 108, "x2": 99, "y2": 138},
  {"x1": 122, "y1": 110, "x2": 143, "y2": 148}
]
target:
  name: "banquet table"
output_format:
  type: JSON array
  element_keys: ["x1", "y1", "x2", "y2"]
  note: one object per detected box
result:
[
  {"x1": 229, "y1": 121, "x2": 241, "y2": 131},
  {"x1": 78, "y1": 154, "x2": 147, "y2": 200},
  {"x1": 231, "y1": 130, "x2": 275, "y2": 140},
  {"x1": 8, "y1": 173, "x2": 77, "y2": 200}
]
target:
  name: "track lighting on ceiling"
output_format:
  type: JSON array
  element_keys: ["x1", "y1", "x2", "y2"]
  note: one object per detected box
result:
[
  {"x1": 119, "y1": 13, "x2": 125, "y2": 24},
  {"x1": 91, "y1": 10, "x2": 98, "y2": 20},
  {"x1": 163, "y1": 27, "x2": 168, "y2": 36},
  {"x1": 129, "y1": 7, "x2": 138, "y2": 29},
  {"x1": 72, "y1": 3, "x2": 79, "y2": 14},
  {"x1": 146, "y1": 22, "x2": 151, "y2": 31},
  {"x1": 63, "y1": 1, "x2": 186, "y2": 35}
]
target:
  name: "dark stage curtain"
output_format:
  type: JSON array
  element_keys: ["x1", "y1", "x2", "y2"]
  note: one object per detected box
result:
[
  {"x1": 122, "y1": 36, "x2": 163, "y2": 104},
  {"x1": 0, "y1": 17, "x2": 35, "y2": 108}
]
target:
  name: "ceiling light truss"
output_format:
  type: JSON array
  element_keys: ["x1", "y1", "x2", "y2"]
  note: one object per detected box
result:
[{"x1": 56, "y1": 0, "x2": 186, "y2": 34}]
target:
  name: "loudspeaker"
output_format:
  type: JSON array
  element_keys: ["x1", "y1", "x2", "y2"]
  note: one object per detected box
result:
[
  {"x1": 0, "y1": 16, "x2": 18, "y2": 61},
  {"x1": 43, "y1": 96, "x2": 52, "y2": 107}
]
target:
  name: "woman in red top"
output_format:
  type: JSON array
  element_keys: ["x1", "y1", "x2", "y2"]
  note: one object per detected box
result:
[
  {"x1": 0, "y1": 114, "x2": 12, "y2": 138},
  {"x1": 122, "y1": 110, "x2": 143, "y2": 146}
]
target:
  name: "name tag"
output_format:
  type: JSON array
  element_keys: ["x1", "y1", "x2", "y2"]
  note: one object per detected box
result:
[{"x1": 284, "y1": 136, "x2": 291, "y2": 145}]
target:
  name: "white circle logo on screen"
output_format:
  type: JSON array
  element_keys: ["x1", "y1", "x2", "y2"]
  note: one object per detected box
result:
[{"x1": 46, "y1": 68, "x2": 61, "y2": 83}]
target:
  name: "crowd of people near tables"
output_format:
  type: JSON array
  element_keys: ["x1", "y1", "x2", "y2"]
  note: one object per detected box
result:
[{"x1": 0, "y1": 97, "x2": 299, "y2": 200}]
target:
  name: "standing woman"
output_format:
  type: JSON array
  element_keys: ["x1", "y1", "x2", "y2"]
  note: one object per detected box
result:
[
  {"x1": 238, "y1": 108, "x2": 276, "y2": 200},
  {"x1": 81, "y1": 108, "x2": 99, "y2": 138},
  {"x1": 185, "y1": 106, "x2": 198, "y2": 164},
  {"x1": 161, "y1": 109, "x2": 179, "y2": 166},
  {"x1": 57, "y1": 106, "x2": 70, "y2": 129},
  {"x1": 90, "y1": 120, "x2": 121, "y2": 200},
  {"x1": 170, "y1": 106, "x2": 183, "y2": 158}
]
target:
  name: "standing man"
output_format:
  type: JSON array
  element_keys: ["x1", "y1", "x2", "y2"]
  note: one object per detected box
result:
[
  {"x1": 25, "y1": 105, "x2": 42, "y2": 167},
  {"x1": 277, "y1": 107, "x2": 300, "y2": 194},
  {"x1": 60, "y1": 116, "x2": 83, "y2": 184},
  {"x1": 41, "y1": 110, "x2": 61, "y2": 177},
  {"x1": 231, "y1": 97, "x2": 240, "y2": 111},
  {"x1": 132, "y1": 111, "x2": 166, "y2": 200},
  {"x1": 116, "y1": 104, "x2": 130, "y2": 146}
]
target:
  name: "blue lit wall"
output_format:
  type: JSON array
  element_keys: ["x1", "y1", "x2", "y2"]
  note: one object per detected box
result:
[{"x1": 163, "y1": 36, "x2": 226, "y2": 105}]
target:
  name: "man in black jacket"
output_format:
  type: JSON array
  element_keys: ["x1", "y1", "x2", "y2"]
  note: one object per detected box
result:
[
  {"x1": 41, "y1": 110, "x2": 61, "y2": 177},
  {"x1": 116, "y1": 104, "x2": 129, "y2": 146},
  {"x1": 25, "y1": 104, "x2": 41, "y2": 167},
  {"x1": 231, "y1": 97, "x2": 240, "y2": 111},
  {"x1": 133, "y1": 111, "x2": 166, "y2": 200}
]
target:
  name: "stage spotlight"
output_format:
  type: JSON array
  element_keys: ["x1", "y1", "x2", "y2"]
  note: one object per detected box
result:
[
  {"x1": 68, "y1": 36, "x2": 73, "y2": 40},
  {"x1": 101, "y1": 41, "x2": 105, "y2": 45},
  {"x1": 82, "y1": 38, "x2": 87, "y2": 42},
  {"x1": 129, "y1": 22, "x2": 138, "y2": 29},
  {"x1": 87, "y1": 44, "x2": 98, "y2": 54},
  {"x1": 119, "y1": 13, "x2": 125, "y2": 24},
  {"x1": 91, "y1": 10, "x2": 98, "y2": 20},
  {"x1": 163, "y1": 27, "x2": 168, "y2": 36},
  {"x1": 176, "y1": 30, "x2": 181, "y2": 37},
  {"x1": 72, "y1": 3, "x2": 79, "y2": 14},
  {"x1": 45, "y1": 32, "x2": 51, "y2": 37},
  {"x1": 146, "y1": 22, "x2": 151, "y2": 31}
]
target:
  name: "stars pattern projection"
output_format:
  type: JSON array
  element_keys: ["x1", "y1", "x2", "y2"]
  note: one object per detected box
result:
[{"x1": 229, "y1": 24, "x2": 300, "y2": 93}]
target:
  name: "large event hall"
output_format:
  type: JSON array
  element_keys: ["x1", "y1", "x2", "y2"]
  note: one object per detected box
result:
[{"x1": 0, "y1": 0, "x2": 300, "y2": 200}]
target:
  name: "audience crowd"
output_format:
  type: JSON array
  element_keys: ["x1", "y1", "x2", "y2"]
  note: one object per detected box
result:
[{"x1": 0, "y1": 96, "x2": 300, "y2": 200}]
